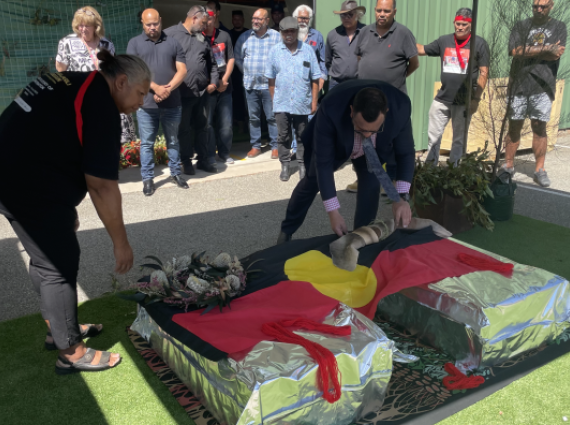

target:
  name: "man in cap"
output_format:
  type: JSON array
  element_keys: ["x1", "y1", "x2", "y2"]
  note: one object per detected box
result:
[
  {"x1": 326, "y1": 1, "x2": 367, "y2": 90},
  {"x1": 502, "y1": 0, "x2": 567, "y2": 187},
  {"x1": 271, "y1": 4, "x2": 285, "y2": 32},
  {"x1": 234, "y1": 9, "x2": 281, "y2": 159},
  {"x1": 266, "y1": 16, "x2": 320, "y2": 181},
  {"x1": 355, "y1": 0, "x2": 419, "y2": 94},
  {"x1": 276, "y1": 80, "x2": 415, "y2": 244},
  {"x1": 417, "y1": 8, "x2": 490, "y2": 165}
]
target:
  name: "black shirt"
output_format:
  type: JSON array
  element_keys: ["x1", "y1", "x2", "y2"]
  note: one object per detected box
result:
[
  {"x1": 204, "y1": 28, "x2": 235, "y2": 93},
  {"x1": 164, "y1": 23, "x2": 219, "y2": 98},
  {"x1": 325, "y1": 23, "x2": 365, "y2": 81},
  {"x1": 424, "y1": 34, "x2": 490, "y2": 106},
  {"x1": 126, "y1": 31, "x2": 186, "y2": 109},
  {"x1": 229, "y1": 27, "x2": 249, "y2": 48},
  {"x1": 509, "y1": 17, "x2": 567, "y2": 99},
  {"x1": 0, "y1": 72, "x2": 121, "y2": 209},
  {"x1": 355, "y1": 21, "x2": 418, "y2": 94}
]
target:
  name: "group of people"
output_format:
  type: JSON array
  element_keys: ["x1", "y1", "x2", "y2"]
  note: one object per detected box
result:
[{"x1": 0, "y1": 0, "x2": 566, "y2": 374}]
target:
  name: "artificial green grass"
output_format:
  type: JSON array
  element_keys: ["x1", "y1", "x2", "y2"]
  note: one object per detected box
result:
[
  {"x1": 0, "y1": 295, "x2": 192, "y2": 425},
  {"x1": 1, "y1": 214, "x2": 570, "y2": 425}
]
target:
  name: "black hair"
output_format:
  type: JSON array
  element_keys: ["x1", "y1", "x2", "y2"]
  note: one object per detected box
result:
[
  {"x1": 352, "y1": 88, "x2": 389, "y2": 122},
  {"x1": 97, "y1": 49, "x2": 152, "y2": 84},
  {"x1": 232, "y1": 10, "x2": 244, "y2": 17},
  {"x1": 207, "y1": 0, "x2": 221, "y2": 12}
]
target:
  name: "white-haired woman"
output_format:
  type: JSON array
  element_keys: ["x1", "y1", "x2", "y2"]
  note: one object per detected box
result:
[
  {"x1": 0, "y1": 50, "x2": 151, "y2": 374},
  {"x1": 56, "y1": 6, "x2": 136, "y2": 144}
]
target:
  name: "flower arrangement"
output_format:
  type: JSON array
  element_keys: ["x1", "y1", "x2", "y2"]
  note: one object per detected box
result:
[
  {"x1": 117, "y1": 252, "x2": 260, "y2": 314},
  {"x1": 119, "y1": 135, "x2": 170, "y2": 169}
]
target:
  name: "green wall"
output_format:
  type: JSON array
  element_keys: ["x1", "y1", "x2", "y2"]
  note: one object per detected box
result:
[{"x1": 315, "y1": 0, "x2": 570, "y2": 150}]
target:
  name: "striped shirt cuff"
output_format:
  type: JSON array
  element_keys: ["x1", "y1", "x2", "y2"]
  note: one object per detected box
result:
[
  {"x1": 323, "y1": 197, "x2": 341, "y2": 212},
  {"x1": 396, "y1": 181, "x2": 411, "y2": 194}
]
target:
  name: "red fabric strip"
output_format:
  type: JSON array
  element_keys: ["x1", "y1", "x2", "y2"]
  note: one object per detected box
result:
[
  {"x1": 457, "y1": 252, "x2": 514, "y2": 274},
  {"x1": 356, "y1": 239, "x2": 513, "y2": 319},
  {"x1": 442, "y1": 363, "x2": 485, "y2": 390},
  {"x1": 74, "y1": 70, "x2": 98, "y2": 146},
  {"x1": 454, "y1": 16, "x2": 472, "y2": 22},
  {"x1": 262, "y1": 319, "x2": 350, "y2": 403},
  {"x1": 172, "y1": 281, "x2": 340, "y2": 355},
  {"x1": 454, "y1": 34, "x2": 471, "y2": 70}
]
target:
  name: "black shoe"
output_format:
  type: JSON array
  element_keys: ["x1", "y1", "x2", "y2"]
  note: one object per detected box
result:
[
  {"x1": 182, "y1": 160, "x2": 195, "y2": 176},
  {"x1": 298, "y1": 163, "x2": 306, "y2": 180},
  {"x1": 280, "y1": 162, "x2": 291, "y2": 181},
  {"x1": 196, "y1": 161, "x2": 218, "y2": 173},
  {"x1": 276, "y1": 231, "x2": 292, "y2": 245},
  {"x1": 171, "y1": 175, "x2": 189, "y2": 189},
  {"x1": 143, "y1": 179, "x2": 155, "y2": 196}
]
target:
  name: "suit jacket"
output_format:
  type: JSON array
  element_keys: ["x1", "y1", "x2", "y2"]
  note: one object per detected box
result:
[{"x1": 303, "y1": 79, "x2": 415, "y2": 202}]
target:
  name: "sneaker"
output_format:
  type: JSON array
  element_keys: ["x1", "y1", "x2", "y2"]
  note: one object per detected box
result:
[
  {"x1": 533, "y1": 168, "x2": 551, "y2": 187},
  {"x1": 224, "y1": 156, "x2": 235, "y2": 164},
  {"x1": 346, "y1": 180, "x2": 358, "y2": 193},
  {"x1": 498, "y1": 164, "x2": 515, "y2": 176}
]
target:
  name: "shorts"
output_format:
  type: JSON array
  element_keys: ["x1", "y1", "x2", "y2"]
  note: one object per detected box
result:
[{"x1": 509, "y1": 92, "x2": 552, "y2": 122}]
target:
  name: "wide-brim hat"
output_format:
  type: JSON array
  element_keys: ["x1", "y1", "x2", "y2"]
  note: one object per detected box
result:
[{"x1": 333, "y1": 0, "x2": 366, "y2": 15}]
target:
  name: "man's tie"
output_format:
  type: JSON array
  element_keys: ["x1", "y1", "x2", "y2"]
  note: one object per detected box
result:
[{"x1": 362, "y1": 137, "x2": 401, "y2": 203}]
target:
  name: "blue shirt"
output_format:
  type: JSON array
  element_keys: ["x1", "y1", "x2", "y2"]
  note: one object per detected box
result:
[
  {"x1": 234, "y1": 29, "x2": 281, "y2": 90},
  {"x1": 304, "y1": 28, "x2": 327, "y2": 78},
  {"x1": 265, "y1": 41, "x2": 321, "y2": 115}
]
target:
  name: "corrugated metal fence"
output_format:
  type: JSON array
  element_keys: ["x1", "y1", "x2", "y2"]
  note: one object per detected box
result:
[{"x1": 315, "y1": 0, "x2": 570, "y2": 150}]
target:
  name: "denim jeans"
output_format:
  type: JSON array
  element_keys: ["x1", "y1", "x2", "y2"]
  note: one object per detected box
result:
[
  {"x1": 179, "y1": 95, "x2": 212, "y2": 165},
  {"x1": 245, "y1": 89, "x2": 278, "y2": 149},
  {"x1": 137, "y1": 106, "x2": 182, "y2": 181},
  {"x1": 207, "y1": 89, "x2": 233, "y2": 160}
]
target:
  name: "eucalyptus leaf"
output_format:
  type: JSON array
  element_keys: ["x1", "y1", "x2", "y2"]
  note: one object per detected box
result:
[
  {"x1": 140, "y1": 263, "x2": 163, "y2": 271},
  {"x1": 144, "y1": 255, "x2": 164, "y2": 266}
]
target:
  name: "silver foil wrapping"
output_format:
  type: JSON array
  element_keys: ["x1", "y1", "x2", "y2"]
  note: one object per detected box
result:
[
  {"x1": 377, "y1": 238, "x2": 570, "y2": 370},
  {"x1": 132, "y1": 303, "x2": 410, "y2": 425}
]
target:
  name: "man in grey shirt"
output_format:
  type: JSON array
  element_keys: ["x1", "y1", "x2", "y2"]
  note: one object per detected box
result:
[
  {"x1": 325, "y1": 1, "x2": 367, "y2": 91},
  {"x1": 355, "y1": 0, "x2": 419, "y2": 94}
]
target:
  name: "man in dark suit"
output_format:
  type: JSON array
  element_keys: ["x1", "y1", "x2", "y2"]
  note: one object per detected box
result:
[{"x1": 277, "y1": 79, "x2": 415, "y2": 243}]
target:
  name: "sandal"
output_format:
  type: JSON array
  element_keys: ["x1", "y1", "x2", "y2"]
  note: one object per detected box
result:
[
  {"x1": 45, "y1": 324, "x2": 103, "y2": 351},
  {"x1": 55, "y1": 348, "x2": 121, "y2": 375}
]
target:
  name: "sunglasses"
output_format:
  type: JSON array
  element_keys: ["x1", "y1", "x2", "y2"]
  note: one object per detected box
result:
[
  {"x1": 78, "y1": 8, "x2": 96, "y2": 17},
  {"x1": 340, "y1": 12, "x2": 355, "y2": 19},
  {"x1": 532, "y1": 4, "x2": 551, "y2": 10}
]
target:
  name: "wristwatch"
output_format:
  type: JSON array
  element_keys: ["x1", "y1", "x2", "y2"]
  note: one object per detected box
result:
[{"x1": 399, "y1": 193, "x2": 410, "y2": 202}]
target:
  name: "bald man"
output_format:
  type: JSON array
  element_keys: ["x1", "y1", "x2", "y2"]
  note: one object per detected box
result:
[{"x1": 127, "y1": 9, "x2": 188, "y2": 196}]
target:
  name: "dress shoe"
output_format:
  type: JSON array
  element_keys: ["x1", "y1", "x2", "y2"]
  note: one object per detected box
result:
[
  {"x1": 271, "y1": 149, "x2": 279, "y2": 159},
  {"x1": 196, "y1": 161, "x2": 218, "y2": 173},
  {"x1": 182, "y1": 160, "x2": 195, "y2": 176},
  {"x1": 298, "y1": 163, "x2": 306, "y2": 180},
  {"x1": 279, "y1": 162, "x2": 291, "y2": 181},
  {"x1": 171, "y1": 174, "x2": 189, "y2": 189},
  {"x1": 247, "y1": 148, "x2": 261, "y2": 158},
  {"x1": 143, "y1": 179, "x2": 155, "y2": 196},
  {"x1": 276, "y1": 231, "x2": 292, "y2": 245}
]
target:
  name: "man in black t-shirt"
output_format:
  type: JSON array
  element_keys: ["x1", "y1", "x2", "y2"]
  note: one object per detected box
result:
[
  {"x1": 502, "y1": 0, "x2": 567, "y2": 187},
  {"x1": 229, "y1": 10, "x2": 249, "y2": 129},
  {"x1": 127, "y1": 8, "x2": 189, "y2": 196},
  {"x1": 417, "y1": 8, "x2": 490, "y2": 164},
  {"x1": 205, "y1": 6, "x2": 235, "y2": 164}
]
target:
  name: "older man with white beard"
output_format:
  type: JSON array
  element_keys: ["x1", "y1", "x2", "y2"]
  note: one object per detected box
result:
[{"x1": 293, "y1": 5, "x2": 327, "y2": 91}]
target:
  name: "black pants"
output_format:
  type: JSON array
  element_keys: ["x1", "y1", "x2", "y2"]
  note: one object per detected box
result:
[
  {"x1": 0, "y1": 200, "x2": 82, "y2": 349},
  {"x1": 281, "y1": 154, "x2": 380, "y2": 235},
  {"x1": 275, "y1": 112, "x2": 307, "y2": 163},
  {"x1": 179, "y1": 95, "x2": 212, "y2": 165}
]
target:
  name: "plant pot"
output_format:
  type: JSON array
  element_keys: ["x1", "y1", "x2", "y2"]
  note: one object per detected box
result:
[
  {"x1": 414, "y1": 192, "x2": 473, "y2": 235},
  {"x1": 482, "y1": 175, "x2": 517, "y2": 222}
]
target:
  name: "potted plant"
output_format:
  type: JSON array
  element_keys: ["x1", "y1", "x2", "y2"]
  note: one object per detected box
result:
[{"x1": 411, "y1": 149, "x2": 495, "y2": 234}]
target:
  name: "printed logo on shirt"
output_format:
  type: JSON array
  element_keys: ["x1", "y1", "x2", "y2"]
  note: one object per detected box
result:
[
  {"x1": 309, "y1": 40, "x2": 317, "y2": 46},
  {"x1": 528, "y1": 28, "x2": 553, "y2": 45},
  {"x1": 212, "y1": 43, "x2": 227, "y2": 68},
  {"x1": 443, "y1": 47, "x2": 470, "y2": 75}
]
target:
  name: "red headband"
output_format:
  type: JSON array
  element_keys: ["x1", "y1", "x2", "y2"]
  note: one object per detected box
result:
[
  {"x1": 207, "y1": 11, "x2": 215, "y2": 17},
  {"x1": 455, "y1": 15, "x2": 472, "y2": 22}
]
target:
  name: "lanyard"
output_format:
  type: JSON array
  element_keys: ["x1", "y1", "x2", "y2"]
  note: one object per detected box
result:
[
  {"x1": 454, "y1": 34, "x2": 471, "y2": 70},
  {"x1": 203, "y1": 30, "x2": 216, "y2": 46}
]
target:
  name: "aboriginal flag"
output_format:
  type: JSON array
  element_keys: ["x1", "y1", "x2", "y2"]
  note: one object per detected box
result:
[{"x1": 144, "y1": 228, "x2": 511, "y2": 361}]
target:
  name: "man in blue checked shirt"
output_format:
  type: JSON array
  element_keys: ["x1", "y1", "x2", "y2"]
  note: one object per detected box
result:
[
  {"x1": 266, "y1": 17, "x2": 321, "y2": 182},
  {"x1": 234, "y1": 8, "x2": 281, "y2": 159}
]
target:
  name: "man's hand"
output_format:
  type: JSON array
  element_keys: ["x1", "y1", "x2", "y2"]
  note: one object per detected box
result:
[
  {"x1": 469, "y1": 99, "x2": 480, "y2": 115},
  {"x1": 328, "y1": 209, "x2": 348, "y2": 237},
  {"x1": 545, "y1": 41, "x2": 566, "y2": 60},
  {"x1": 114, "y1": 242, "x2": 133, "y2": 274},
  {"x1": 154, "y1": 84, "x2": 171, "y2": 100},
  {"x1": 154, "y1": 94, "x2": 162, "y2": 103},
  {"x1": 217, "y1": 79, "x2": 230, "y2": 92},
  {"x1": 206, "y1": 84, "x2": 217, "y2": 94},
  {"x1": 392, "y1": 199, "x2": 412, "y2": 228},
  {"x1": 318, "y1": 78, "x2": 325, "y2": 92},
  {"x1": 311, "y1": 101, "x2": 318, "y2": 115}
]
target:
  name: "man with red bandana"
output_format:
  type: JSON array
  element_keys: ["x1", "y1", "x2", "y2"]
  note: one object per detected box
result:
[{"x1": 417, "y1": 8, "x2": 489, "y2": 165}]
